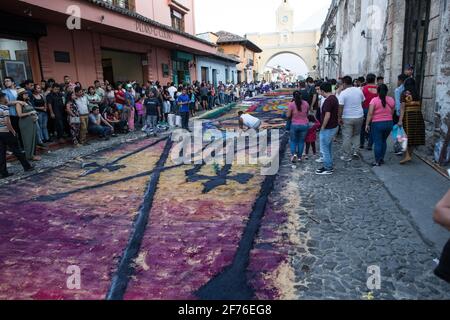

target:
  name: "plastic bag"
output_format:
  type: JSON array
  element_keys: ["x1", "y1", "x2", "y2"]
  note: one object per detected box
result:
[
  {"x1": 175, "y1": 115, "x2": 182, "y2": 127},
  {"x1": 392, "y1": 125, "x2": 408, "y2": 152}
]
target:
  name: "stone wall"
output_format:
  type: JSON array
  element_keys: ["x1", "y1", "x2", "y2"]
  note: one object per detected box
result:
[
  {"x1": 319, "y1": 0, "x2": 450, "y2": 151},
  {"x1": 434, "y1": 0, "x2": 450, "y2": 139}
]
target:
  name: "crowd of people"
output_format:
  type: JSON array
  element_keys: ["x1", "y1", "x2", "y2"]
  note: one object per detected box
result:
[
  {"x1": 1, "y1": 64, "x2": 425, "y2": 179},
  {"x1": 281, "y1": 65, "x2": 425, "y2": 175},
  {"x1": 0, "y1": 74, "x2": 278, "y2": 179}
]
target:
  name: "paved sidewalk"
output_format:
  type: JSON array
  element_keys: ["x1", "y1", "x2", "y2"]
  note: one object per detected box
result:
[{"x1": 360, "y1": 145, "x2": 450, "y2": 251}]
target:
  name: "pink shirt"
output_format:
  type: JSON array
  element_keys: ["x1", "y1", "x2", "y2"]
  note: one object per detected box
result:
[
  {"x1": 288, "y1": 101, "x2": 309, "y2": 125},
  {"x1": 370, "y1": 96, "x2": 395, "y2": 122}
]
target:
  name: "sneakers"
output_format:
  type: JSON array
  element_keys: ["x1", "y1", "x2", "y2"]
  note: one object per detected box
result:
[
  {"x1": 340, "y1": 156, "x2": 352, "y2": 162},
  {"x1": 291, "y1": 155, "x2": 298, "y2": 164},
  {"x1": 315, "y1": 158, "x2": 324, "y2": 163},
  {"x1": 316, "y1": 167, "x2": 334, "y2": 175}
]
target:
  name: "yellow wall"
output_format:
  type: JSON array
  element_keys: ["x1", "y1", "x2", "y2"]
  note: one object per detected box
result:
[{"x1": 219, "y1": 43, "x2": 260, "y2": 82}]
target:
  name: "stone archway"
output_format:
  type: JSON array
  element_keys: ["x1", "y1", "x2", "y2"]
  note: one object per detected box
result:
[
  {"x1": 263, "y1": 51, "x2": 309, "y2": 72},
  {"x1": 246, "y1": 30, "x2": 320, "y2": 80}
]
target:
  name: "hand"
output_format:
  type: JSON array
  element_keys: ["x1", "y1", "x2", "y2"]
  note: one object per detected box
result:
[
  {"x1": 11, "y1": 131, "x2": 17, "y2": 137},
  {"x1": 365, "y1": 125, "x2": 370, "y2": 133},
  {"x1": 398, "y1": 121, "x2": 403, "y2": 127},
  {"x1": 338, "y1": 118, "x2": 344, "y2": 126},
  {"x1": 50, "y1": 113, "x2": 56, "y2": 119}
]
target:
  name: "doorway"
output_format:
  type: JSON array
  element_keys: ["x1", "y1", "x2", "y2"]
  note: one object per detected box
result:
[
  {"x1": 212, "y1": 69, "x2": 217, "y2": 87},
  {"x1": 403, "y1": 0, "x2": 431, "y2": 97},
  {"x1": 101, "y1": 49, "x2": 144, "y2": 85},
  {"x1": 201, "y1": 67, "x2": 208, "y2": 83},
  {"x1": 102, "y1": 58, "x2": 114, "y2": 84}
]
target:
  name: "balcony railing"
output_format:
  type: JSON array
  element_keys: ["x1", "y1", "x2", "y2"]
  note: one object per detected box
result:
[{"x1": 101, "y1": 0, "x2": 135, "y2": 11}]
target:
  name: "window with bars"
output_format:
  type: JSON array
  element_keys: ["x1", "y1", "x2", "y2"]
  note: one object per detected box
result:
[
  {"x1": 171, "y1": 9, "x2": 185, "y2": 32},
  {"x1": 102, "y1": 0, "x2": 135, "y2": 11}
]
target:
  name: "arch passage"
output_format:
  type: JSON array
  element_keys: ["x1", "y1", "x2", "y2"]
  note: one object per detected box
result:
[{"x1": 264, "y1": 51, "x2": 310, "y2": 80}]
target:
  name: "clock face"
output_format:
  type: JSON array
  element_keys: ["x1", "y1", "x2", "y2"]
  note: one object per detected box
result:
[{"x1": 282, "y1": 16, "x2": 289, "y2": 23}]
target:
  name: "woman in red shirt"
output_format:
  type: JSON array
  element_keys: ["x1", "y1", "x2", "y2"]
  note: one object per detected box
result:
[
  {"x1": 114, "y1": 83, "x2": 126, "y2": 107},
  {"x1": 365, "y1": 84, "x2": 395, "y2": 166}
]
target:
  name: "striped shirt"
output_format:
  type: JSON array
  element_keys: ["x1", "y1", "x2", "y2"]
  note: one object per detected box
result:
[{"x1": 0, "y1": 104, "x2": 10, "y2": 133}]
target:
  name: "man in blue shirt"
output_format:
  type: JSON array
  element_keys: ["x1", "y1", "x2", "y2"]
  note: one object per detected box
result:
[
  {"x1": 177, "y1": 88, "x2": 191, "y2": 131},
  {"x1": 394, "y1": 74, "x2": 408, "y2": 124}
]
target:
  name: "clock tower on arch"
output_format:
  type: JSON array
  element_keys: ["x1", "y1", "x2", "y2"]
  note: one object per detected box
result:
[{"x1": 276, "y1": 0, "x2": 294, "y2": 32}]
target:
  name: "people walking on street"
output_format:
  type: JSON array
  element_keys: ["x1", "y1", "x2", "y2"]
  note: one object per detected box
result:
[
  {"x1": 316, "y1": 82, "x2": 339, "y2": 175},
  {"x1": 394, "y1": 74, "x2": 408, "y2": 125},
  {"x1": 361, "y1": 74, "x2": 378, "y2": 150},
  {"x1": 287, "y1": 91, "x2": 309, "y2": 164},
  {"x1": 365, "y1": 84, "x2": 395, "y2": 167},
  {"x1": 398, "y1": 78, "x2": 426, "y2": 164},
  {"x1": 338, "y1": 76, "x2": 365, "y2": 162},
  {"x1": 304, "y1": 114, "x2": 321, "y2": 160}
]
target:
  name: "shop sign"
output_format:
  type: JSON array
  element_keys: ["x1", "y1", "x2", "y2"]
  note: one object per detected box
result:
[{"x1": 136, "y1": 21, "x2": 174, "y2": 41}]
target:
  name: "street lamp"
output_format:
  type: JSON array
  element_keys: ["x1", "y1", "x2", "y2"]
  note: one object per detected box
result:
[{"x1": 325, "y1": 45, "x2": 339, "y2": 57}]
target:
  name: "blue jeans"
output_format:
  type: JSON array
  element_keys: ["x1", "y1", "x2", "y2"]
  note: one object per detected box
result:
[
  {"x1": 38, "y1": 112, "x2": 49, "y2": 141},
  {"x1": 371, "y1": 121, "x2": 393, "y2": 162},
  {"x1": 88, "y1": 125, "x2": 112, "y2": 137},
  {"x1": 290, "y1": 124, "x2": 309, "y2": 156},
  {"x1": 219, "y1": 92, "x2": 225, "y2": 104},
  {"x1": 320, "y1": 127, "x2": 339, "y2": 170}
]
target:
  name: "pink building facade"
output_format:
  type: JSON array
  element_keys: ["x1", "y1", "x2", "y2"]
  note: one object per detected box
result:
[{"x1": 0, "y1": 0, "x2": 217, "y2": 86}]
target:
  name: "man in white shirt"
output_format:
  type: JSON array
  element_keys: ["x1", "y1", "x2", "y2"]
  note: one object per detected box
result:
[
  {"x1": 75, "y1": 86, "x2": 90, "y2": 145},
  {"x1": 167, "y1": 82, "x2": 178, "y2": 114},
  {"x1": 238, "y1": 111, "x2": 261, "y2": 131},
  {"x1": 338, "y1": 76, "x2": 365, "y2": 161}
]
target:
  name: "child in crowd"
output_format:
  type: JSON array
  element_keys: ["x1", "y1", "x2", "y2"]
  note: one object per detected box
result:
[
  {"x1": 304, "y1": 115, "x2": 321, "y2": 160},
  {"x1": 135, "y1": 95, "x2": 145, "y2": 129}
]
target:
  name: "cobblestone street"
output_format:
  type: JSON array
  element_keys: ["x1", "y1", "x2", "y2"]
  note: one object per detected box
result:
[
  {"x1": 1, "y1": 92, "x2": 448, "y2": 300},
  {"x1": 255, "y1": 142, "x2": 450, "y2": 299}
]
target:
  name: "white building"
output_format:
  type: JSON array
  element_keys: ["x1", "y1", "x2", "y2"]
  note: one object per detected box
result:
[{"x1": 196, "y1": 53, "x2": 239, "y2": 86}]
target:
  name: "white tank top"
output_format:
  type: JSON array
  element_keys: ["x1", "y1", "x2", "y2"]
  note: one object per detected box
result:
[{"x1": 241, "y1": 114, "x2": 259, "y2": 128}]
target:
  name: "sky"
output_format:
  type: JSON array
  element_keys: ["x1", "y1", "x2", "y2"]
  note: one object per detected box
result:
[
  {"x1": 194, "y1": 0, "x2": 332, "y2": 76},
  {"x1": 195, "y1": 0, "x2": 331, "y2": 35}
]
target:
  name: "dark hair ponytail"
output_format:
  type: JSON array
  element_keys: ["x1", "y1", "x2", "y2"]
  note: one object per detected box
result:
[
  {"x1": 294, "y1": 91, "x2": 303, "y2": 112},
  {"x1": 378, "y1": 84, "x2": 389, "y2": 108}
]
